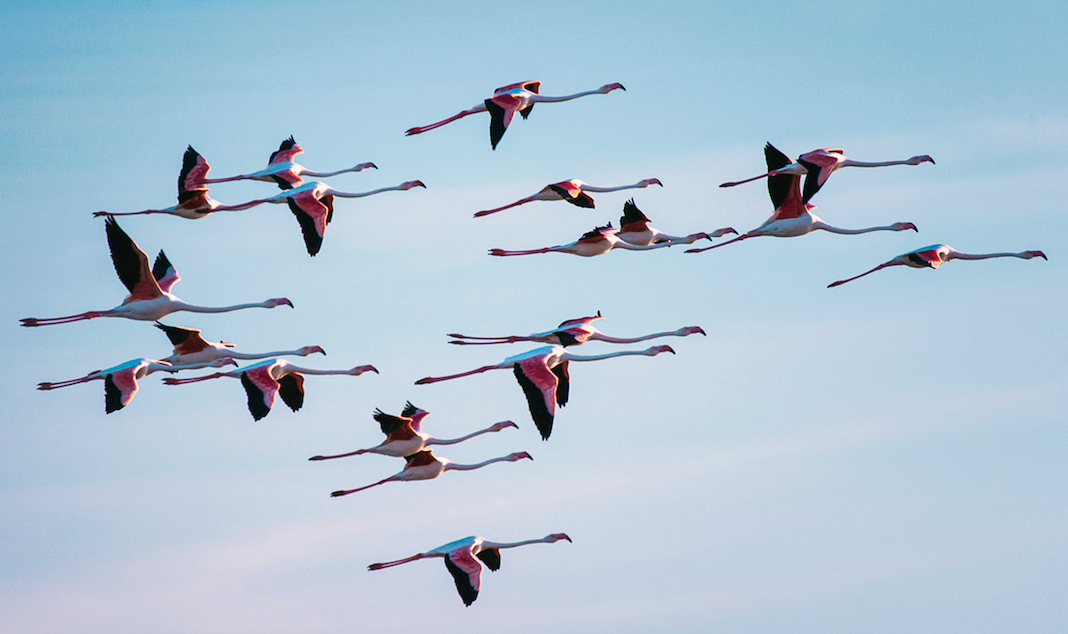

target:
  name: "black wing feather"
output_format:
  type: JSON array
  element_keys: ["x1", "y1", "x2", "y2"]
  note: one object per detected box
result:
[
  {"x1": 286, "y1": 197, "x2": 325, "y2": 256},
  {"x1": 104, "y1": 374, "x2": 124, "y2": 414},
  {"x1": 551, "y1": 361, "x2": 570, "y2": 407},
  {"x1": 620, "y1": 198, "x2": 651, "y2": 225},
  {"x1": 484, "y1": 99, "x2": 507, "y2": 150},
  {"x1": 475, "y1": 548, "x2": 501, "y2": 571},
  {"x1": 269, "y1": 135, "x2": 297, "y2": 164},
  {"x1": 764, "y1": 143, "x2": 793, "y2": 210},
  {"x1": 401, "y1": 401, "x2": 419, "y2": 418},
  {"x1": 154, "y1": 322, "x2": 193, "y2": 346},
  {"x1": 798, "y1": 158, "x2": 823, "y2": 203},
  {"x1": 277, "y1": 374, "x2": 305, "y2": 412},
  {"x1": 270, "y1": 174, "x2": 294, "y2": 190},
  {"x1": 152, "y1": 251, "x2": 173, "y2": 282},
  {"x1": 444, "y1": 556, "x2": 479, "y2": 606},
  {"x1": 373, "y1": 409, "x2": 405, "y2": 435},
  {"x1": 240, "y1": 373, "x2": 272, "y2": 421},
  {"x1": 104, "y1": 218, "x2": 149, "y2": 295}
]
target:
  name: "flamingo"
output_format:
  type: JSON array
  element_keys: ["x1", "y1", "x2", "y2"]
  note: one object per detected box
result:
[
  {"x1": 474, "y1": 178, "x2": 661, "y2": 217},
  {"x1": 193, "y1": 136, "x2": 377, "y2": 190},
  {"x1": 405, "y1": 80, "x2": 625, "y2": 149},
  {"x1": 489, "y1": 222, "x2": 700, "y2": 258},
  {"x1": 20, "y1": 218, "x2": 292, "y2": 327},
  {"x1": 309, "y1": 402, "x2": 518, "y2": 460},
  {"x1": 154, "y1": 323, "x2": 324, "y2": 365},
  {"x1": 415, "y1": 345, "x2": 676, "y2": 440},
  {"x1": 92, "y1": 146, "x2": 223, "y2": 220},
  {"x1": 368, "y1": 533, "x2": 571, "y2": 606},
  {"x1": 448, "y1": 311, "x2": 706, "y2": 347},
  {"x1": 720, "y1": 143, "x2": 934, "y2": 202},
  {"x1": 615, "y1": 198, "x2": 736, "y2": 245},
  {"x1": 329, "y1": 449, "x2": 532, "y2": 497},
  {"x1": 686, "y1": 144, "x2": 917, "y2": 255},
  {"x1": 37, "y1": 357, "x2": 236, "y2": 414},
  {"x1": 828, "y1": 244, "x2": 1047, "y2": 287},
  {"x1": 201, "y1": 180, "x2": 425, "y2": 256},
  {"x1": 162, "y1": 358, "x2": 378, "y2": 420}
]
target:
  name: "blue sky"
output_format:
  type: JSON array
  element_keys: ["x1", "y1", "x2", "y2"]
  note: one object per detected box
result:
[{"x1": 2, "y1": 2, "x2": 1066, "y2": 632}]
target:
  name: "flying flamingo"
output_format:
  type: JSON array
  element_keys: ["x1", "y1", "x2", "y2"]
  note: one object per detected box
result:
[
  {"x1": 686, "y1": 144, "x2": 917, "y2": 255},
  {"x1": 405, "y1": 80, "x2": 625, "y2": 149},
  {"x1": 474, "y1": 178, "x2": 661, "y2": 217},
  {"x1": 415, "y1": 345, "x2": 676, "y2": 440},
  {"x1": 720, "y1": 143, "x2": 934, "y2": 202},
  {"x1": 193, "y1": 136, "x2": 377, "y2": 190},
  {"x1": 828, "y1": 244, "x2": 1047, "y2": 287},
  {"x1": 448, "y1": 311, "x2": 706, "y2": 347},
  {"x1": 309, "y1": 402, "x2": 518, "y2": 460},
  {"x1": 489, "y1": 222, "x2": 700, "y2": 258},
  {"x1": 162, "y1": 358, "x2": 378, "y2": 420},
  {"x1": 37, "y1": 357, "x2": 236, "y2": 414},
  {"x1": 93, "y1": 146, "x2": 222, "y2": 220},
  {"x1": 154, "y1": 323, "x2": 325, "y2": 365},
  {"x1": 20, "y1": 218, "x2": 292, "y2": 327},
  {"x1": 368, "y1": 533, "x2": 571, "y2": 606},
  {"x1": 329, "y1": 449, "x2": 532, "y2": 497},
  {"x1": 201, "y1": 180, "x2": 425, "y2": 256},
  {"x1": 615, "y1": 198, "x2": 736, "y2": 245}
]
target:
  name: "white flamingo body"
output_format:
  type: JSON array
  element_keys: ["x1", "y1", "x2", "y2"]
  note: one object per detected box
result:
[
  {"x1": 828, "y1": 244, "x2": 1047, "y2": 287},
  {"x1": 687, "y1": 144, "x2": 917, "y2": 254},
  {"x1": 93, "y1": 146, "x2": 223, "y2": 220},
  {"x1": 406, "y1": 80, "x2": 625, "y2": 149},
  {"x1": 490, "y1": 223, "x2": 698, "y2": 258},
  {"x1": 204, "y1": 180, "x2": 425, "y2": 256},
  {"x1": 368, "y1": 533, "x2": 571, "y2": 606},
  {"x1": 154, "y1": 323, "x2": 324, "y2": 365},
  {"x1": 308, "y1": 402, "x2": 518, "y2": 460},
  {"x1": 416, "y1": 344, "x2": 676, "y2": 440},
  {"x1": 20, "y1": 218, "x2": 292, "y2": 327},
  {"x1": 475, "y1": 178, "x2": 661, "y2": 217},
  {"x1": 162, "y1": 358, "x2": 378, "y2": 420},
  {"x1": 329, "y1": 449, "x2": 532, "y2": 497},
  {"x1": 448, "y1": 312, "x2": 705, "y2": 347},
  {"x1": 37, "y1": 357, "x2": 236, "y2": 413},
  {"x1": 194, "y1": 136, "x2": 376, "y2": 190}
]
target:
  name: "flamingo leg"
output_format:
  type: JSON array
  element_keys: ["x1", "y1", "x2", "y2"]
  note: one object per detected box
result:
[
  {"x1": 474, "y1": 197, "x2": 536, "y2": 218},
  {"x1": 406, "y1": 106, "x2": 487, "y2": 136},
  {"x1": 415, "y1": 365, "x2": 501, "y2": 385},
  {"x1": 488, "y1": 247, "x2": 553, "y2": 257},
  {"x1": 37, "y1": 376, "x2": 95, "y2": 390},
  {"x1": 308, "y1": 449, "x2": 368, "y2": 461},
  {"x1": 368, "y1": 553, "x2": 428, "y2": 570},
  {"x1": 161, "y1": 372, "x2": 229, "y2": 385},
  {"x1": 827, "y1": 263, "x2": 896, "y2": 287},
  {"x1": 330, "y1": 475, "x2": 400, "y2": 497},
  {"x1": 20, "y1": 311, "x2": 109, "y2": 327}
]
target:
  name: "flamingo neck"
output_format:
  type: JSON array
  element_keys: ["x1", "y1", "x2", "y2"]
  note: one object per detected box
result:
[{"x1": 444, "y1": 455, "x2": 514, "y2": 471}]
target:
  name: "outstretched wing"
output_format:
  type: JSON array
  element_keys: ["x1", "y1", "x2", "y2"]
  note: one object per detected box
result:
[
  {"x1": 548, "y1": 181, "x2": 596, "y2": 209},
  {"x1": 152, "y1": 251, "x2": 180, "y2": 293},
  {"x1": 179, "y1": 146, "x2": 210, "y2": 200},
  {"x1": 286, "y1": 191, "x2": 331, "y2": 256},
  {"x1": 105, "y1": 218, "x2": 162, "y2": 300},
  {"x1": 619, "y1": 198, "x2": 651, "y2": 232},
  {"x1": 764, "y1": 144, "x2": 808, "y2": 222},
  {"x1": 269, "y1": 136, "x2": 303, "y2": 165},
  {"x1": 154, "y1": 323, "x2": 213, "y2": 355},
  {"x1": 277, "y1": 373, "x2": 305, "y2": 412},
  {"x1": 475, "y1": 547, "x2": 502, "y2": 571},
  {"x1": 240, "y1": 365, "x2": 279, "y2": 421},
  {"x1": 373, "y1": 409, "x2": 418, "y2": 440},
  {"x1": 484, "y1": 97, "x2": 517, "y2": 150},
  {"x1": 445, "y1": 547, "x2": 483, "y2": 606},
  {"x1": 513, "y1": 357, "x2": 559, "y2": 440},
  {"x1": 907, "y1": 246, "x2": 946, "y2": 269},
  {"x1": 551, "y1": 360, "x2": 570, "y2": 407},
  {"x1": 797, "y1": 149, "x2": 843, "y2": 203},
  {"x1": 104, "y1": 367, "x2": 140, "y2": 414}
]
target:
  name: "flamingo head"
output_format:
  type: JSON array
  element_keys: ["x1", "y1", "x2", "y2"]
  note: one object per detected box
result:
[
  {"x1": 894, "y1": 222, "x2": 918, "y2": 232},
  {"x1": 547, "y1": 533, "x2": 572, "y2": 543},
  {"x1": 211, "y1": 358, "x2": 239, "y2": 368},
  {"x1": 679, "y1": 326, "x2": 706, "y2": 337},
  {"x1": 402, "y1": 180, "x2": 426, "y2": 189},
  {"x1": 356, "y1": 162, "x2": 377, "y2": 171},
  {"x1": 709, "y1": 227, "x2": 738, "y2": 238},
  {"x1": 639, "y1": 178, "x2": 663, "y2": 187},
  {"x1": 510, "y1": 451, "x2": 533, "y2": 461},
  {"x1": 1024, "y1": 250, "x2": 1047, "y2": 260},
  {"x1": 648, "y1": 345, "x2": 676, "y2": 355},
  {"x1": 491, "y1": 420, "x2": 519, "y2": 431},
  {"x1": 600, "y1": 82, "x2": 625, "y2": 93},
  {"x1": 269, "y1": 298, "x2": 294, "y2": 308},
  {"x1": 349, "y1": 365, "x2": 379, "y2": 375},
  {"x1": 300, "y1": 346, "x2": 326, "y2": 356},
  {"x1": 909, "y1": 155, "x2": 935, "y2": 165}
]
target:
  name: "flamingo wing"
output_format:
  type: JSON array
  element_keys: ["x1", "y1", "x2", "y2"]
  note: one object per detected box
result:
[
  {"x1": 444, "y1": 546, "x2": 483, "y2": 606},
  {"x1": 269, "y1": 136, "x2": 304, "y2": 165},
  {"x1": 104, "y1": 367, "x2": 139, "y2": 413},
  {"x1": 286, "y1": 191, "x2": 332, "y2": 256},
  {"x1": 551, "y1": 360, "x2": 570, "y2": 407},
  {"x1": 619, "y1": 198, "x2": 651, "y2": 232},
  {"x1": 764, "y1": 144, "x2": 808, "y2": 221},
  {"x1": 179, "y1": 146, "x2": 210, "y2": 196},
  {"x1": 403, "y1": 449, "x2": 438, "y2": 468},
  {"x1": 556, "y1": 311, "x2": 603, "y2": 329},
  {"x1": 907, "y1": 246, "x2": 947, "y2": 269},
  {"x1": 373, "y1": 409, "x2": 418, "y2": 440},
  {"x1": 152, "y1": 251, "x2": 181, "y2": 293},
  {"x1": 513, "y1": 356, "x2": 559, "y2": 440},
  {"x1": 548, "y1": 181, "x2": 596, "y2": 209},
  {"x1": 277, "y1": 373, "x2": 305, "y2": 412},
  {"x1": 401, "y1": 401, "x2": 424, "y2": 430},
  {"x1": 475, "y1": 547, "x2": 502, "y2": 571},
  {"x1": 484, "y1": 95, "x2": 520, "y2": 150},
  {"x1": 154, "y1": 323, "x2": 214, "y2": 355},
  {"x1": 105, "y1": 218, "x2": 163, "y2": 300},
  {"x1": 240, "y1": 365, "x2": 279, "y2": 420},
  {"x1": 797, "y1": 150, "x2": 842, "y2": 202}
]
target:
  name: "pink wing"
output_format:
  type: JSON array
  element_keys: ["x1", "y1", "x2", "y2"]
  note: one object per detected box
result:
[
  {"x1": 493, "y1": 80, "x2": 540, "y2": 95},
  {"x1": 111, "y1": 367, "x2": 140, "y2": 408},
  {"x1": 291, "y1": 190, "x2": 330, "y2": 238},
  {"x1": 245, "y1": 364, "x2": 280, "y2": 410},
  {"x1": 798, "y1": 149, "x2": 844, "y2": 187},
  {"x1": 270, "y1": 147, "x2": 303, "y2": 165},
  {"x1": 910, "y1": 247, "x2": 946, "y2": 268},
  {"x1": 444, "y1": 545, "x2": 483, "y2": 606},
  {"x1": 514, "y1": 355, "x2": 559, "y2": 440}
]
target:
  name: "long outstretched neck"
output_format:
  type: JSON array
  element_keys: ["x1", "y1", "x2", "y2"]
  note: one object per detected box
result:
[
  {"x1": 564, "y1": 348, "x2": 662, "y2": 363},
  {"x1": 415, "y1": 365, "x2": 503, "y2": 384},
  {"x1": 331, "y1": 476, "x2": 398, "y2": 497},
  {"x1": 483, "y1": 536, "x2": 560, "y2": 550},
  {"x1": 474, "y1": 197, "x2": 534, "y2": 217},
  {"x1": 368, "y1": 553, "x2": 431, "y2": 570},
  {"x1": 224, "y1": 349, "x2": 308, "y2": 360},
  {"x1": 173, "y1": 300, "x2": 284, "y2": 314},
  {"x1": 428, "y1": 423, "x2": 512, "y2": 446},
  {"x1": 488, "y1": 247, "x2": 553, "y2": 257},
  {"x1": 828, "y1": 263, "x2": 895, "y2": 288},
  {"x1": 685, "y1": 232, "x2": 755, "y2": 253},
  {"x1": 839, "y1": 158, "x2": 928, "y2": 168},
  {"x1": 949, "y1": 251, "x2": 1039, "y2": 261},
  {"x1": 444, "y1": 455, "x2": 517, "y2": 471},
  {"x1": 406, "y1": 105, "x2": 487, "y2": 135},
  {"x1": 593, "y1": 331, "x2": 681, "y2": 344},
  {"x1": 582, "y1": 182, "x2": 648, "y2": 193},
  {"x1": 303, "y1": 164, "x2": 375, "y2": 178},
  {"x1": 333, "y1": 184, "x2": 416, "y2": 199},
  {"x1": 20, "y1": 310, "x2": 112, "y2": 327},
  {"x1": 533, "y1": 89, "x2": 609, "y2": 103},
  {"x1": 816, "y1": 222, "x2": 911, "y2": 235}
]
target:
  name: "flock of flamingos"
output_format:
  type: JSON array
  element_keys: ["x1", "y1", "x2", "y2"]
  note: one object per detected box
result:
[{"x1": 21, "y1": 80, "x2": 1047, "y2": 606}]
